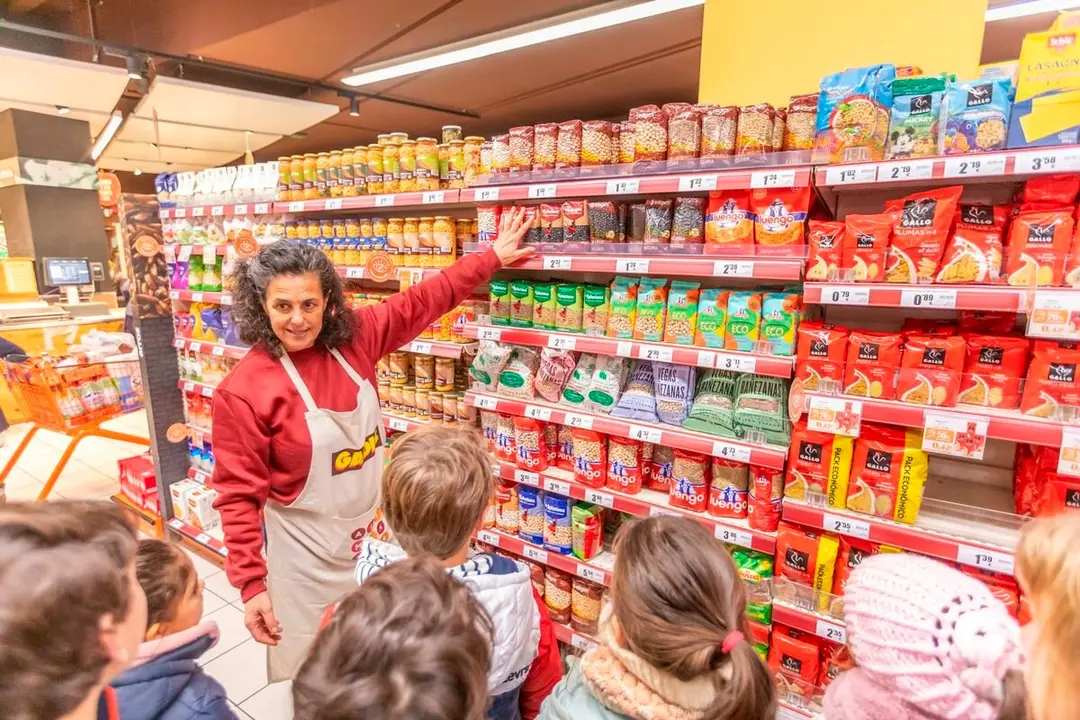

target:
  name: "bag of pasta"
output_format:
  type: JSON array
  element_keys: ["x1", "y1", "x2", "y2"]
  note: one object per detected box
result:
[
  {"x1": 936, "y1": 204, "x2": 1007, "y2": 284},
  {"x1": 704, "y1": 190, "x2": 753, "y2": 252},
  {"x1": 750, "y1": 186, "x2": 810, "y2": 255}
]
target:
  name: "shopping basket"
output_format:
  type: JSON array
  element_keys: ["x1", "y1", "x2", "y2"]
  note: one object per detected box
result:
[{"x1": 0, "y1": 356, "x2": 150, "y2": 501}]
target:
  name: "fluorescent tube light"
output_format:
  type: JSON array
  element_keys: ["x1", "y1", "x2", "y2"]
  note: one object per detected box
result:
[
  {"x1": 986, "y1": 0, "x2": 1080, "y2": 21},
  {"x1": 342, "y1": 0, "x2": 706, "y2": 87},
  {"x1": 91, "y1": 111, "x2": 124, "y2": 161}
]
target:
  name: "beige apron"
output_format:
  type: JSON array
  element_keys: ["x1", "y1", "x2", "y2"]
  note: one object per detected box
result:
[{"x1": 265, "y1": 348, "x2": 390, "y2": 682}]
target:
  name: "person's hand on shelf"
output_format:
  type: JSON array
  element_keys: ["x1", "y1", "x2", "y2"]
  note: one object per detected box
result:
[{"x1": 492, "y1": 207, "x2": 535, "y2": 267}]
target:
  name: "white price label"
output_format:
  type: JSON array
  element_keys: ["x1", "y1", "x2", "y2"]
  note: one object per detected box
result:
[
  {"x1": 174, "y1": 208, "x2": 187, "y2": 218},
  {"x1": 196, "y1": 532, "x2": 212, "y2": 544},
  {"x1": 160, "y1": 209, "x2": 172, "y2": 219},
  {"x1": 387, "y1": 417, "x2": 410, "y2": 432},
  {"x1": 571, "y1": 633, "x2": 596, "y2": 651},
  {"x1": 178, "y1": 245, "x2": 193, "y2": 261},
  {"x1": 807, "y1": 395, "x2": 862, "y2": 437},
  {"x1": 605, "y1": 178, "x2": 639, "y2": 194},
  {"x1": 233, "y1": 204, "x2": 248, "y2": 215},
  {"x1": 221, "y1": 294, "x2": 233, "y2": 305},
  {"x1": 169, "y1": 290, "x2": 180, "y2": 300},
  {"x1": 629, "y1": 425, "x2": 663, "y2": 444},
  {"x1": 287, "y1": 201, "x2": 305, "y2": 212},
  {"x1": 548, "y1": 335, "x2": 577, "y2": 351},
  {"x1": 824, "y1": 164, "x2": 878, "y2": 185},
  {"x1": 638, "y1": 345, "x2": 673, "y2": 363},
  {"x1": 565, "y1": 413, "x2": 593, "y2": 430},
  {"x1": 478, "y1": 327, "x2": 502, "y2": 341},
  {"x1": 819, "y1": 285, "x2": 870, "y2": 305},
  {"x1": 374, "y1": 194, "x2": 395, "y2": 207},
  {"x1": 188, "y1": 342, "x2": 203, "y2": 353},
  {"x1": 190, "y1": 292, "x2": 204, "y2": 302},
  {"x1": 474, "y1": 395, "x2": 499, "y2": 410},
  {"x1": 922, "y1": 412, "x2": 989, "y2": 461},
  {"x1": 253, "y1": 203, "x2": 270, "y2": 214},
  {"x1": 164, "y1": 245, "x2": 177, "y2": 263},
  {"x1": 696, "y1": 350, "x2": 717, "y2": 369},
  {"x1": 716, "y1": 354, "x2": 757, "y2": 374},
  {"x1": 523, "y1": 544, "x2": 548, "y2": 563},
  {"x1": 712, "y1": 442, "x2": 751, "y2": 463},
  {"x1": 943, "y1": 156, "x2": 1006, "y2": 178},
  {"x1": 823, "y1": 513, "x2": 871, "y2": 539},
  {"x1": 878, "y1": 160, "x2": 934, "y2": 182},
  {"x1": 345, "y1": 267, "x2": 364, "y2": 279},
  {"x1": 528, "y1": 184, "x2": 557, "y2": 199},
  {"x1": 202, "y1": 245, "x2": 217, "y2": 264},
  {"x1": 816, "y1": 619, "x2": 847, "y2": 644},
  {"x1": 183, "y1": 381, "x2": 194, "y2": 392},
  {"x1": 901, "y1": 288, "x2": 957, "y2": 309},
  {"x1": 169, "y1": 517, "x2": 183, "y2": 531},
  {"x1": 422, "y1": 190, "x2": 445, "y2": 204},
  {"x1": 578, "y1": 565, "x2": 606, "y2": 583},
  {"x1": 324, "y1": 198, "x2": 343, "y2": 210},
  {"x1": 715, "y1": 526, "x2": 753, "y2": 548},
  {"x1": 1014, "y1": 148, "x2": 1080, "y2": 174},
  {"x1": 409, "y1": 341, "x2": 433, "y2": 355},
  {"x1": 192, "y1": 207, "x2": 205, "y2": 217},
  {"x1": 615, "y1": 341, "x2": 633, "y2": 357},
  {"x1": 211, "y1": 205, "x2": 224, "y2": 216},
  {"x1": 585, "y1": 489, "x2": 615, "y2": 509},
  {"x1": 514, "y1": 469, "x2": 541, "y2": 487},
  {"x1": 1058, "y1": 427, "x2": 1080, "y2": 477},
  {"x1": 475, "y1": 187, "x2": 500, "y2": 202},
  {"x1": 211, "y1": 345, "x2": 226, "y2": 357},
  {"x1": 544, "y1": 478, "x2": 571, "y2": 496},
  {"x1": 616, "y1": 258, "x2": 650, "y2": 274},
  {"x1": 750, "y1": 169, "x2": 797, "y2": 188},
  {"x1": 201, "y1": 386, "x2": 213, "y2": 398},
  {"x1": 956, "y1": 544, "x2": 1015, "y2": 575},
  {"x1": 712, "y1": 260, "x2": 755, "y2": 277},
  {"x1": 677, "y1": 174, "x2": 718, "y2": 192},
  {"x1": 542, "y1": 256, "x2": 573, "y2": 271},
  {"x1": 173, "y1": 339, "x2": 185, "y2": 349},
  {"x1": 476, "y1": 530, "x2": 500, "y2": 546},
  {"x1": 524, "y1": 405, "x2": 553, "y2": 421}
]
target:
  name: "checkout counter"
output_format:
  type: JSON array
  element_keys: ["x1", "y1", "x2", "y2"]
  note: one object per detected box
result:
[{"x1": 0, "y1": 256, "x2": 125, "y2": 423}]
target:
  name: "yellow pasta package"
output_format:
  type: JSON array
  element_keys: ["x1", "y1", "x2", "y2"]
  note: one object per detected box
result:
[{"x1": 847, "y1": 425, "x2": 928, "y2": 525}]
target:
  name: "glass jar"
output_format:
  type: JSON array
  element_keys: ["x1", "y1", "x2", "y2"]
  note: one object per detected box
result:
[
  {"x1": 388, "y1": 384, "x2": 403, "y2": 412},
  {"x1": 285, "y1": 221, "x2": 298, "y2": 240},
  {"x1": 456, "y1": 218, "x2": 473, "y2": 249},
  {"x1": 435, "y1": 357, "x2": 455, "y2": 392},
  {"x1": 377, "y1": 381, "x2": 390, "y2": 409},
  {"x1": 302, "y1": 153, "x2": 318, "y2": 199},
  {"x1": 276, "y1": 157, "x2": 291, "y2": 201},
  {"x1": 307, "y1": 219, "x2": 320, "y2": 241},
  {"x1": 320, "y1": 218, "x2": 334, "y2": 240},
  {"x1": 442, "y1": 392, "x2": 458, "y2": 424},
  {"x1": 366, "y1": 144, "x2": 384, "y2": 194},
  {"x1": 433, "y1": 216, "x2": 455, "y2": 266},
  {"x1": 447, "y1": 140, "x2": 466, "y2": 189},
  {"x1": 339, "y1": 148, "x2": 355, "y2": 197},
  {"x1": 457, "y1": 393, "x2": 474, "y2": 423},
  {"x1": 345, "y1": 219, "x2": 361, "y2": 265},
  {"x1": 382, "y1": 142, "x2": 400, "y2": 194},
  {"x1": 417, "y1": 217, "x2": 435, "y2": 267},
  {"x1": 332, "y1": 221, "x2": 347, "y2": 265},
  {"x1": 316, "y1": 152, "x2": 330, "y2": 198},
  {"x1": 377, "y1": 133, "x2": 391, "y2": 146},
  {"x1": 289, "y1": 155, "x2": 305, "y2": 200},
  {"x1": 388, "y1": 352, "x2": 410, "y2": 385},
  {"x1": 442, "y1": 125, "x2": 462, "y2": 144},
  {"x1": 429, "y1": 391, "x2": 443, "y2": 422},
  {"x1": 403, "y1": 217, "x2": 420, "y2": 262},
  {"x1": 352, "y1": 146, "x2": 368, "y2": 195},
  {"x1": 463, "y1": 136, "x2": 484, "y2": 187},
  {"x1": 402, "y1": 385, "x2": 416, "y2": 417},
  {"x1": 387, "y1": 218, "x2": 405, "y2": 262},
  {"x1": 295, "y1": 221, "x2": 309, "y2": 242},
  {"x1": 437, "y1": 143, "x2": 449, "y2": 185},
  {"x1": 328, "y1": 150, "x2": 343, "y2": 197},
  {"x1": 414, "y1": 355, "x2": 435, "y2": 389},
  {"x1": 399, "y1": 140, "x2": 417, "y2": 192},
  {"x1": 415, "y1": 137, "x2": 439, "y2": 190},
  {"x1": 415, "y1": 389, "x2": 430, "y2": 420}
]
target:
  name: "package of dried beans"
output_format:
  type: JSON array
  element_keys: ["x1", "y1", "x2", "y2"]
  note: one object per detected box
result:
[
  {"x1": 469, "y1": 341, "x2": 511, "y2": 391},
  {"x1": 618, "y1": 120, "x2": 636, "y2": 164},
  {"x1": 534, "y1": 348, "x2": 577, "y2": 403},
  {"x1": 495, "y1": 480, "x2": 520, "y2": 534},
  {"x1": 612, "y1": 360, "x2": 660, "y2": 423},
  {"x1": 513, "y1": 416, "x2": 549, "y2": 472},
  {"x1": 572, "y1": 428, "x2": 607, "y2": 489},
  {"x1": 533, "y1": 122, "x2": 557, "y2": 171},
  {"x1": 586, "y1": 355, "x2": 629, "y2": 415},
  {"x1": 509, "y1": 126, "x2": 535, "y2": 172},
  {"x1": 571, "y1": 575, "x2": 604, "y2": 635},
  {"x1": 544, "y1": 494, "x2": 574, "y2": 553},
  {"x1": 701, "y1": 105, "x2": 738, "y2": 158},
  {"x1": 557, "y1": 425, "x2": 575, "y2": 471},
  {"x1": 607, "y1": 436, "x2": 644, "y2": 494},
  {"x1": 671, "y1": 197, "x2": 705, "y2": 246},
  {"x1": 561, "y1": 354, "x2": 597, "y2": 410},
  {"x1": 630, "y1": 105, "x2": 668, "y2": 162},
  {"x1": 670, "y1": 448, "x2": 710, "y2": 512},
  {"x1": 654, "y1": 362, "x2": 696, "y2": 426},
  {"x1": 648, "y1": 444, "x2": 675, "y2": 492},
  {"x1": 480, "y1": 410, "x2": 499, "y2": 452},
  {"x1": 497, "y1": 347, "x2": 540, "y2": 399},
  {"x1": 582, "y1": 284, "x2": 611, "y2": 337},
  {"x1": 556, "y1": 120, "x2": 583, "y2": 168},
  {"x1": 667, "y1": 105, "x2": 702, "y2": 161},
  {"x1": 588, "y1": 201, "x2": 621, "y2": 243},
  {"x1": 582, "y1": 121, "x2": 614, "y2": 166},
  {"x1": 495, "y1": 413, "x2": 516, "y2": 463},
  {"x1": 519, "y1": 486, "x2": 546, "y2": 544}
]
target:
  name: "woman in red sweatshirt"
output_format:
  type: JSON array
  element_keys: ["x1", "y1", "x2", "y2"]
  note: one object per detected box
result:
[{"x1": 211, "y1": 209, "x2": 530, "y2": 681}]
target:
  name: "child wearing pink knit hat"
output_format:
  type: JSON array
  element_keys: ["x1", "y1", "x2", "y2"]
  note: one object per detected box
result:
[{"x1": 824, "y1": 553, "x2": 1027, "y2": 720}]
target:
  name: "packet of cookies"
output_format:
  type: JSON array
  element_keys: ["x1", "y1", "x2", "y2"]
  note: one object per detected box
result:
[
  {"x1": 786, "y1": 422, "x2": 853, "y2": 509},
  {"x1": 847, "y1": 424, "x2": 928, "y2": 524},
  {"x1": 883, "y1": 186, "x2": 962, "y2": 282},
  {"x1": 957, "y1": 334, "x2": 1030, "y2": 409},
  {"x1": 1005, "y1": 210, "x2": 1075, "y2": 287},
  {"x1": 695, "y1": 288, "x2": 730, "y2": 348},
  {"x1": 795, "y1": 322, "x2": 849, "y2": 392},
  {"x1": 663, "y1": 281, "x2": 701, "y2": 345},
  {"x1": 805, "y1": 221, "x2": 844, "y2": 281},
  {"x1": 633, "y1": 277, "x2": 669, "y2": 342},
  {"x1": 896, "y1": 334, "x2": 965, "y2": 407},
  {"x1": 841, "y1": 213, "x2": 892, "y2": 282},
  {"x1": 724, "y1": 291, "x2": 762, "y2": 352},
  {"x1": 844, "y1": 330, "x2": 902, "y2": 400},
  {"x1": 936, "y1": 204, "x2": 1007, "y2": 284},
  {"x1": 761, "y1": 292, "x2": 802, "y2": 357}
]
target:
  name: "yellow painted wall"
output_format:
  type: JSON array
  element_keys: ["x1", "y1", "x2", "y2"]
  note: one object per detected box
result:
[{"x1": 698, "y1": 0, "x2": 989, "y2": 107}]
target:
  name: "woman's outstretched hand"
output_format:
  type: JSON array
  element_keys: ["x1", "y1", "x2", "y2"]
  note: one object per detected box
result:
[{"x1": 492, "y1": 207, "x2": 535, "y2": 267}]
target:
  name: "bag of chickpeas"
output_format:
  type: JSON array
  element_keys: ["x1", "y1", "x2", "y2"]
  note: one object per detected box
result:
[{"x1": 572, "y1": 428, "x2": 607, "y2": 489}]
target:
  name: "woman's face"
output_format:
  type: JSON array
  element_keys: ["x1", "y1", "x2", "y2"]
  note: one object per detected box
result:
[{"x1": 265, "y1": 272, "x2": 325, "y2": 353}]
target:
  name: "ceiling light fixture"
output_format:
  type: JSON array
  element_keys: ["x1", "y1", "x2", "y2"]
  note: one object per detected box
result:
[
  {"x1": 56, "y1": 105, "x2": 70, "y2": 115},
  {"x1": 125, "y1": 54, "x2": 144, "y2": 80},
  {"x1": 986, "y1": 0, "x2": 1080, "y2": 20},
  {"x1": 349, "y1": 96, "x2": 360, "y2": 116},
  {"x1": 342, "y1": 0, "x2": 706, "y2": 87},
  {"x1": 91, "y1": 111, "x2": 124, "y2": 161}
]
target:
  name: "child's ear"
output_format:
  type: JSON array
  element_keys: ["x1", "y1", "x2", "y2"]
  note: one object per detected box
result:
[{"x1": 144, "y1": 621, "x2": 164, "y2": 642}]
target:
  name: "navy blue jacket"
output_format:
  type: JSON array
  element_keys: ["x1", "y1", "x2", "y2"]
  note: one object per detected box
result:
[{"x1": 111, "y1": 623, "x2": 236, "y2": 720}]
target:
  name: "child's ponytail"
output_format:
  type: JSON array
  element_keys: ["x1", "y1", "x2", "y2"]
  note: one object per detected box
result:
[{"x1": 611, "y1": 516, "x2": 777, "y2": 720}]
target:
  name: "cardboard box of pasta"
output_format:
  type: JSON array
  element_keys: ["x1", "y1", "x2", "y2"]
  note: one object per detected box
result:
[{"x1": 1007, "y1": 19, "x2": 1080, "y2": 148}]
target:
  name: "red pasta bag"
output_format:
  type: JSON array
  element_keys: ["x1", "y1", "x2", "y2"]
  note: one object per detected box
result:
[
  {"x1": 1022, "y1": 173, "x2": 1080, "y2": 206},
  {"x1": 937, "y1": 204, "x2": 1008, "y2": 284},
  {"x1": 842, "y1": 212, "x2": 892, "y2": 282},
  {"x1": 796, "y1": 322, "x2": 849, "y2": 392},
  {"x1": 884, "y1": 186, "x2": 962, "y2": 282},
  {"x1": 958, "y1": 310, "x2": 1017, "y2": 334},
  {"x1": 1005, "y1": 210, "x2": 1075, "y2": 287},
  {"x1": 805, "y1": 221, "x2": 844, "y2": 281},
  {"x1": 669, "y1": 449, "x2": 708, "y2": 512},
  {"x1": 607, "y1": 436, "x2": 643, "y2": 494},
  {"x1": 958, "y1": 335, "x2": 1030, "y2": 409},
  {"x1": 1020, "y1": 344, "x2": 1080, "y2": 418}
]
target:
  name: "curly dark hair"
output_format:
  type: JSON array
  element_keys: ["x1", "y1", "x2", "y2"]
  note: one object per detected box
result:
[{"x1": 232, "y1": 240, "x2": 353, "y2": 357}]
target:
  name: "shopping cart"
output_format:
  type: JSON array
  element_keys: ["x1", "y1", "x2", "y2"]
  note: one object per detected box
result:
[{"x1": 0, "y1": 356, "x2": 150, "y2": 501}]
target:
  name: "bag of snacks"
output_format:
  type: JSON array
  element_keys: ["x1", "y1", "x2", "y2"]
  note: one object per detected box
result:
[
  {"x1": 556, "y1": 120, "x2": 582, "y2": 168},
  {"x1": 897, "y1": 334, "x2": 965, "y2": 407},
  {"x1": 786, "y1": 422, "x2": 853, "y2": 508},
  {"x1": 544, "y1": 494, "x2": 573, "y2": 554},
  {"x1": 588, "y1": 201, "x2": 622, "y2": 243},
  {"x1": 683, "y1": 370, "x2": 738, "y2": 437},
  {"x1": 671, "y1": 196, "x2": 705, "y2": 245},
  {"x1": 557, "y1": 426, "x2": 575, "y2": 471},
  {"x1": 544, "y1": 566, "x2": 572, "y2": 624},
  {"x1": 533, "y1": 122, "x2": 557, "y2": 171},
  {"x1": 805, "y1": 221, "x2": 844, "y2": 281},
  {"x1": 607, "y1": 436, "x2": 644, "y2": 494},
  {"x1": 532, "y1": 283, "x2": 557, "y2": 329},
  {"x1": 513, "y1": 416, "x2": 548, "y2": 472},
  {"x1": 884, "y1": 186, "x2": 962, "y2": 282},
  {"x1": 644, "y1": 199, "x2": 673, "y2": 245},
  {"x1": 815, "y1": 64, "x2": 896, "y2": 163},
  {"x1": 518, "y1": 487, "x2": 546, "y2": 544},
  {"x1": 937, "y1": 204, "x2": 1007, "y2": 284},
  {"x1": 572, "y1": 428, "x2": 607, "y2": 489},
  {"x1": 842, "y1": 213, "x2": 892, "y2": 282},
  {"x1": 724, "y1": 291, "x2": 762, "y2": 352},
  {"x1": 495, "y1": 413, "x2": 516, "y2": 463},
  {"x1": 751, "y1": 187, "x2": 811, "y2": 252},
  {"x1": 847, "y1": 425, "x2": 928, "y2": 524},
  {"x1": 701, "y1": 105, "x2": 738, "y2": 158},
  {"x1": 469, "y1": 341, "x2": 512, "y2": 391},
  {"x1": 886, "y1": 75, "x2": 948, "y2": 159},
  {"x1": 736, "y1": 103, "x2": 775, "y2": 155},
  {"x1": 571, "y1": 576, "x2": 603, "y2": 635},
  {"x1": 607, "y1": 276, "x2": 639, "y2": 339},
  {"x1": 561, "y1": 353, "x2": 597, "y2": 409},
  {"x1": 583, "y1": 285, "x2": 611, "y2": 336},
  {"x1": 630, "y1": 105, "x2": 668, "y2": 162},
  {"x1": 1021, "y1": 343, "x2": 1080, "y2": 418},
  {"x1": 495, "y1": 480, "x2": 520, "y2": 534},
  {"x1": 648, "y1": 444, "x2": 675, "y2": 491},
  {"x1": 633, "y1": 277, "x2": 669, "y2": 342},
  {"x1": 509, "y1": 126, "x2": 534, "y2": 173},
  {"x1": 540, "y1": 203, "x2": 563, "y2": 244},
  {"x1": 705, "y1": 190, "x2": 754, "y2": 250},
  {"x1": 1005, "y1": 210, "x2": 1074, "y2": 287},
  {"x1": 670, "y1": 449, "x2": 709, "y2": 512},
  {"x1": 761, "y1": 292, "x2": 801, "y2": 357},
  {"x1": 784, "y1": 93, "x2": 818, "y2": 151},
  {"x1": 497, "y1": 347, "x2": 540, "y2": 399},
  {"x1": 555, "y1": 283, "x2": 584, "y2": 333},
  {"x1": 571, "y1": 504, "x2": 604, "y2": 561},
  {"x1": 509, "y1": 280, "x2": 534, "y2": 328},
  {"x1": 586, "y1": 356, "x2": 629, "y2": 415},
  {"x1": 957, "y1": 335, "x2": 1030, "y2": 409},
  {"x1": 945, "y1": 77, "x2": 1012, "y2": 154},
  {"x1": 535, "y1": 348, "x2": 577, "y2": 404},
  {"x1": 844, "y1": 330, "x2": 902, "y2": 400},
  {"x1": 775, "y1": 522, "x2": 840, "y2": 603},
  {"x1": 582, "y1": 120, "x2": 614, "y2": 166},
  {"x1": 562, "y1": 200, "x2": 589, "y2": 243},
  {"x1": 612, "y1": 360, "x2": 660, "y2": 423},
  {"x1": 654, "y1": 362, "x2": 695, "y2": 426},
  {"x1": 708, "y1": 459, "x2": 749, "y2": 518},
  {"x1": 489, "y1": 280, "x2": 511, "y2": 326},
  {"x1": 667, "y1": 104, "x2": 702, "y2": 161},
  {"x1": 663, "y1": 281, "x2": 701, "y2": 345}
]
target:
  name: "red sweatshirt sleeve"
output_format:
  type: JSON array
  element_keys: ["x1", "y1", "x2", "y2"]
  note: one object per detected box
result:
[
  {"x1": 520, "y1": 588, "x2": 563, "y2": 720},
  {"x1": 352, "y1": 248, "x2": 500, "y2": 360},
  {"x1": 211, "y1": 387, "x2": 273, "y2": 603}
]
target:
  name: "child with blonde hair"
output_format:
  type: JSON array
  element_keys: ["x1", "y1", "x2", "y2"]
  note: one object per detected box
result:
[
  {"x1": 538, "y1": 515, "x2": 775, "y2": 720},
  {"x1": 1016, "y1": 513, "x2": 1080, "y2": 720}
]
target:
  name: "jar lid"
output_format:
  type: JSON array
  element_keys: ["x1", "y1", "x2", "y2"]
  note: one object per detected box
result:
[
  {"x1": 417, "y1": 137, "x2": 437, "y2": 143},
  {"x1": 434, "y1": 215, "x2": 452, "y2": 220},
  {"x1": 404, "y1": 217, "x2": 420, "y2": 222},
  {"x1": 317, "y1": 152, "x2": 330, "y2": 158},
  {"x1": 400, "y1": 139, "x2": 416, "y2": 146},
  {"x1": 330, "y1": 150, "x2": 341, "y2": 156},
  {"x1": 304, "y1": 153, "x2": 317, "y2": 158},
  {"x1": 449, "y1": 139, "x2": 464, "y2": 146},
  {"x1": 442, "y1": 125, "x2": 462, "y2": 131},
  {"x1": 464, "y1": 136, "x2": 485, "y2": 142}
]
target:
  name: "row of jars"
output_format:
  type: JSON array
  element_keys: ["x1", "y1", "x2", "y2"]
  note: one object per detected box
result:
[
  {"x1": 378, "y1": 385, "x2": 475, "y2": 425},
  {"x1": 277, "y1": 128, "x2": 490, "y2": 201},
  {"x1": 381, "y1": 353, "x2": 470, "y2": 391},
  {"x1": 284, "y1": 216, "x2": 474, "y2": 268}
]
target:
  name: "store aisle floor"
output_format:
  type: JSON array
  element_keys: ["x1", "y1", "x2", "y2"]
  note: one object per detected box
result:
[{"x1": 0, "y1": 412, "x2": 291, "y2": 720}]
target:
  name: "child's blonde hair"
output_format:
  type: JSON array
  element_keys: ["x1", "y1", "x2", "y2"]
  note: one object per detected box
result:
[
  {"x1": 381, "y1": 425, "x2": 493, "y2": 559},
  {"x1": 1016, "y1": 514, "x2": 1080, "y2": 720},
  {"x1": 611, "y1": 515, "x2": 775, "y2": 720}
]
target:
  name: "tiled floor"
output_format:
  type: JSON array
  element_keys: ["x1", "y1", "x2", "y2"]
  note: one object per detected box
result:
[{"x1": 1, "y1": 412, "x2": 290, "y2": 719}]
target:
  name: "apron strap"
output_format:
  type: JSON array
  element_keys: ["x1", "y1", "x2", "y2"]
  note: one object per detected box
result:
[
  {"x1": 329, "y1": 349, "x2": 368, "y2": 388},
  {"x1": 279, "y1": 352, "x2": 318, "y2": 412}
]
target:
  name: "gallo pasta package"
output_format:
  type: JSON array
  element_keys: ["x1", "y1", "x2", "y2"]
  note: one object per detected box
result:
[
  {"x1": 1005, "y1": 210, "x2": 1075, "y2": 287},
  {"x1": 1021, "y1": 343, "x2": 1080, "y2": 418},
  {"x1": 786, "y1": 422, "x2": 853, "y2": 509},
  {"x1": 796, "y1": 322, "x2": 849, "y2": 392},
  {"x1": 704, "y1": 190, "x2": 754, "y2": 251},
  {"x1": 844, "y1": 331, "x2": 903, "y2": 400},
  {"x1": 776, "y1": 523, "x2": 840, "y2": 604},
  {"x1": 897, "y1": 334, "x2": 966, "y2": 407},
  {"x1": 937, "y1": 204, "x2": 1008, "y2": 284},
  {"x1": 805, "y1": 221, "x2": 845, "y2": 281},
  {"x1": 958, "y1": 335, "x2": 1030, "y2": 409},
  {"x1": 750, "y1": 186, "x2": 811, "y2": 254},
  {"x1": 841, "y1": 213, "x2": 892, "y2": 282},
  {"x1": 847, "y1": 425, "x2": 928, "y2": 524},
  {"x1": 884, "y1": 186, "x2": 962, "y2": 282}
]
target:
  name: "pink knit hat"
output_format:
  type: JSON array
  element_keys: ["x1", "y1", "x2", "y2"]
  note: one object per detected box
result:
[{"x1": 823, "y1": 553, "x2": 1025, "y2": 720}]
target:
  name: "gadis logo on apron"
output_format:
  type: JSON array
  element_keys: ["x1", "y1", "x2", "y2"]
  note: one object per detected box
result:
[{"x1": 331, "y1": 429, "x2": 382, "y2": 475}]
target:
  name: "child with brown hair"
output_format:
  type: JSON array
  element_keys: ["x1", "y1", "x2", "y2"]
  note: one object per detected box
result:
[
  {"x1": 538, "y1": 515, "x2": 775, "y2": 720},
  {"x1": 295, "y1": 554, "x2": 494, "y2": 720},
  {"x1": 0, "y1": 501, "x2": 147, "y2": 720},
  {"x1": 110, "y1": 539, "x2": 236, "y2": 720},
  {"x1": 354, "y1": 424, "x2": 562, "y2": 720}
]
